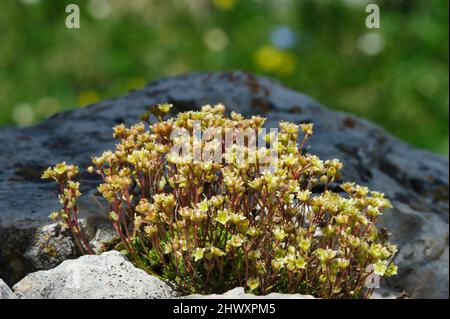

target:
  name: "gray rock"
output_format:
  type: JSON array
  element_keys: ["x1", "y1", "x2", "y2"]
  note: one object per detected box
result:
[
  {"x1": 182, "y1": 287, "x2": 315, "y2": 299},
  {"x1": 0, "y1": 278, "x2": 13, "y2": 299},
  {"x1": 12, "y1": 250, "x2": 177, "y2": 299},
  {"x1": 0, "y1": 71, "x2": 448, "y2": 298},
  {"x1": 23, "y1": 224, "x2": 76, "y2": 272},
  {"x1": 371, "y1": 288, "x2": 401, "y2": 299},
  {"x1": 182, "y1": 287, "x2": 400, "y2": 300}
]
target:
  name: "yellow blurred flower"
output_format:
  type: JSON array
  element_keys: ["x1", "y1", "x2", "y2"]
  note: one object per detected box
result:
[
  {"x1": 77, "y1": 90, "x2": 100, "y2": 107},
  {"x1": 212, "y1": 0, "x2": 237, "y2": 10},
  {"x1": 254, "y1": 45, "x2": 283, "y2": 71},
  {"x1": 253, "y1": 45, "x2": 297, "y2": 75}
]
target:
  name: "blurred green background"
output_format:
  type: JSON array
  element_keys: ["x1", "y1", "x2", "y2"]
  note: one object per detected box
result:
[{"x1": 0, "y1": 0, "x2": 448, "y2": 154}]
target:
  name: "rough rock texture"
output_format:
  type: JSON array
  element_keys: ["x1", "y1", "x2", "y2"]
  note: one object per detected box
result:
[
  {"x1": 0, "y1": 278, "x2": 13, "y2": 299},
  {"x1": 12, "y1": 251, "x2": 177, "y2": 299},
  {"x1": 182, "y1": 287, "x2": 315, "y2": 299},
  {"x1": 371, "y1": 288, "x2": 401, "y2": 299},
  {"x1": 183, "y1": 287, "x2": 400, "y2": 299},
  {"x1": 0, "y1": 71, "x2": 448, "y2": 298}
]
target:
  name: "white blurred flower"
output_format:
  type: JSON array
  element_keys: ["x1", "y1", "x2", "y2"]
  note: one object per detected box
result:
[
  {"x1": 203, "y1": 28, "x2": 229, "y2": 52},
  {"x1": 357, "y1": 32, "x2": 385, "y2": 56},
  {"x1": 87, "y1": 0, "x2": 112, "y2": 19},
  {"x1": 12, "y1": 103, "x2": 35, "y2": 126},
  {"x1": 20, "y1": 0, "x2": 40, "y2": 5}
]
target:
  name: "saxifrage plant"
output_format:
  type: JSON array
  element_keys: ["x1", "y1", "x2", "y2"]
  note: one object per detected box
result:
[{"x1": 42, "y1": 103, "x2": 397, "y2": 298}]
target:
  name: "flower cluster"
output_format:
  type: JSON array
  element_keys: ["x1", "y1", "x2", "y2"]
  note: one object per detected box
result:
[
  {"x1": 43, "y1": 103, "x2": 397, "y2": 298},
  {"x1": 42, "y1": 163, "x2": 93, "y2": 255}
]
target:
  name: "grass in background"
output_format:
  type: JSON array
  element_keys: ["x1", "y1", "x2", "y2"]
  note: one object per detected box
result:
[{"x1": 0, "y1": 0, "x2": 448, "y2": 154}]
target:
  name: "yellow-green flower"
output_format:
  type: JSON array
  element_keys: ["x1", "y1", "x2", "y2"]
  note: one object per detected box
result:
[
  {"x1": 49, "y1": 211, "x2": 60, "y2": 221},
  {"x1": 41, "y1": 167, "x2": 55, "y2": 180},
  {"x1": 158, "y1": 103, "x2": 173, "y2": 114},
  {"x1": 298, "y1": 238, "x2": 311, "y2": 252},
  {"x1": 271, "y1": 258, "x2": 285, "y2": 272},
  {"x1": 197, "y1": 199, "x2": 210, "y2": 212},
  {"x1": 144, "y1": 225, "x2": 157, "y2": 236},
  {"x1": 191, "y1": 210, "x2": 207, "y2": 223},
  {"x1": 228, "y1": 234, "x2": 245, "y2": 248},
  {"x1": 297, "y1": 190, "x2": 311, "y2": 201},
  {"x1": 193, "y1": 248, "x2": 205, "y2": 262},
  {"x1": 109, "y1": 211, "x2": 119, "y2": 221},
  {"x1": 336, "y1": 258, "x2": 350, "y2": 269},
  {"x1": 373, "y1": 260, "x2": 388, "y2": 276},
  {"x1": 300, "y1": 123, "x2": 314, "y2": 136},
  {"x1": 385, "y1": 263, "x2": 398, "y2": 277},
  {"x1": 247, "y1": 277, "x2": 260, "y2": 291},
  {"x1": 215, "y1": 210, "x2": 230, "y2": 225},
  {"x1": 316, "y1": 248, "x2": 337, "y2": 263},
  {"x1": 273, "y1": 227, "x2": 287, "y2": 241},
  {"x1": 54, "y1": 162, "x2": 68, "y2": 175},
  {"x1": 211, "y1": 247, "x2": 226, "y2": 257}
]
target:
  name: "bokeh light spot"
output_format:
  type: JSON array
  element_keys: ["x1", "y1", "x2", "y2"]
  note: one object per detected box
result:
[
  {"x1": 254, "y1": 45, "x2": 297, "y2": 74},
  {"x1": 20, "y1": 0, "x2": 40, "y2": 5},
  {"x1": 254, "y1": 45, "x2": 284, "y2": 71},
  {"x1": 203, "y1": 28, "x2": 229, "y2": 52},
  {"x1": 87, "y1": 0, "x2": 112, "y2": 19},
  {"x1": 270, "y1": 26, "x2": 296, "y2": 49},
  {"x1": 212, "y1": 0, "x2": 237, "y2": 11},
  {"x1": 357, "y1": 33, "x2": 385, "y2": 56},
  {"x1": 12, "y1": 103, "x2": 35, "y2": 126}
]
